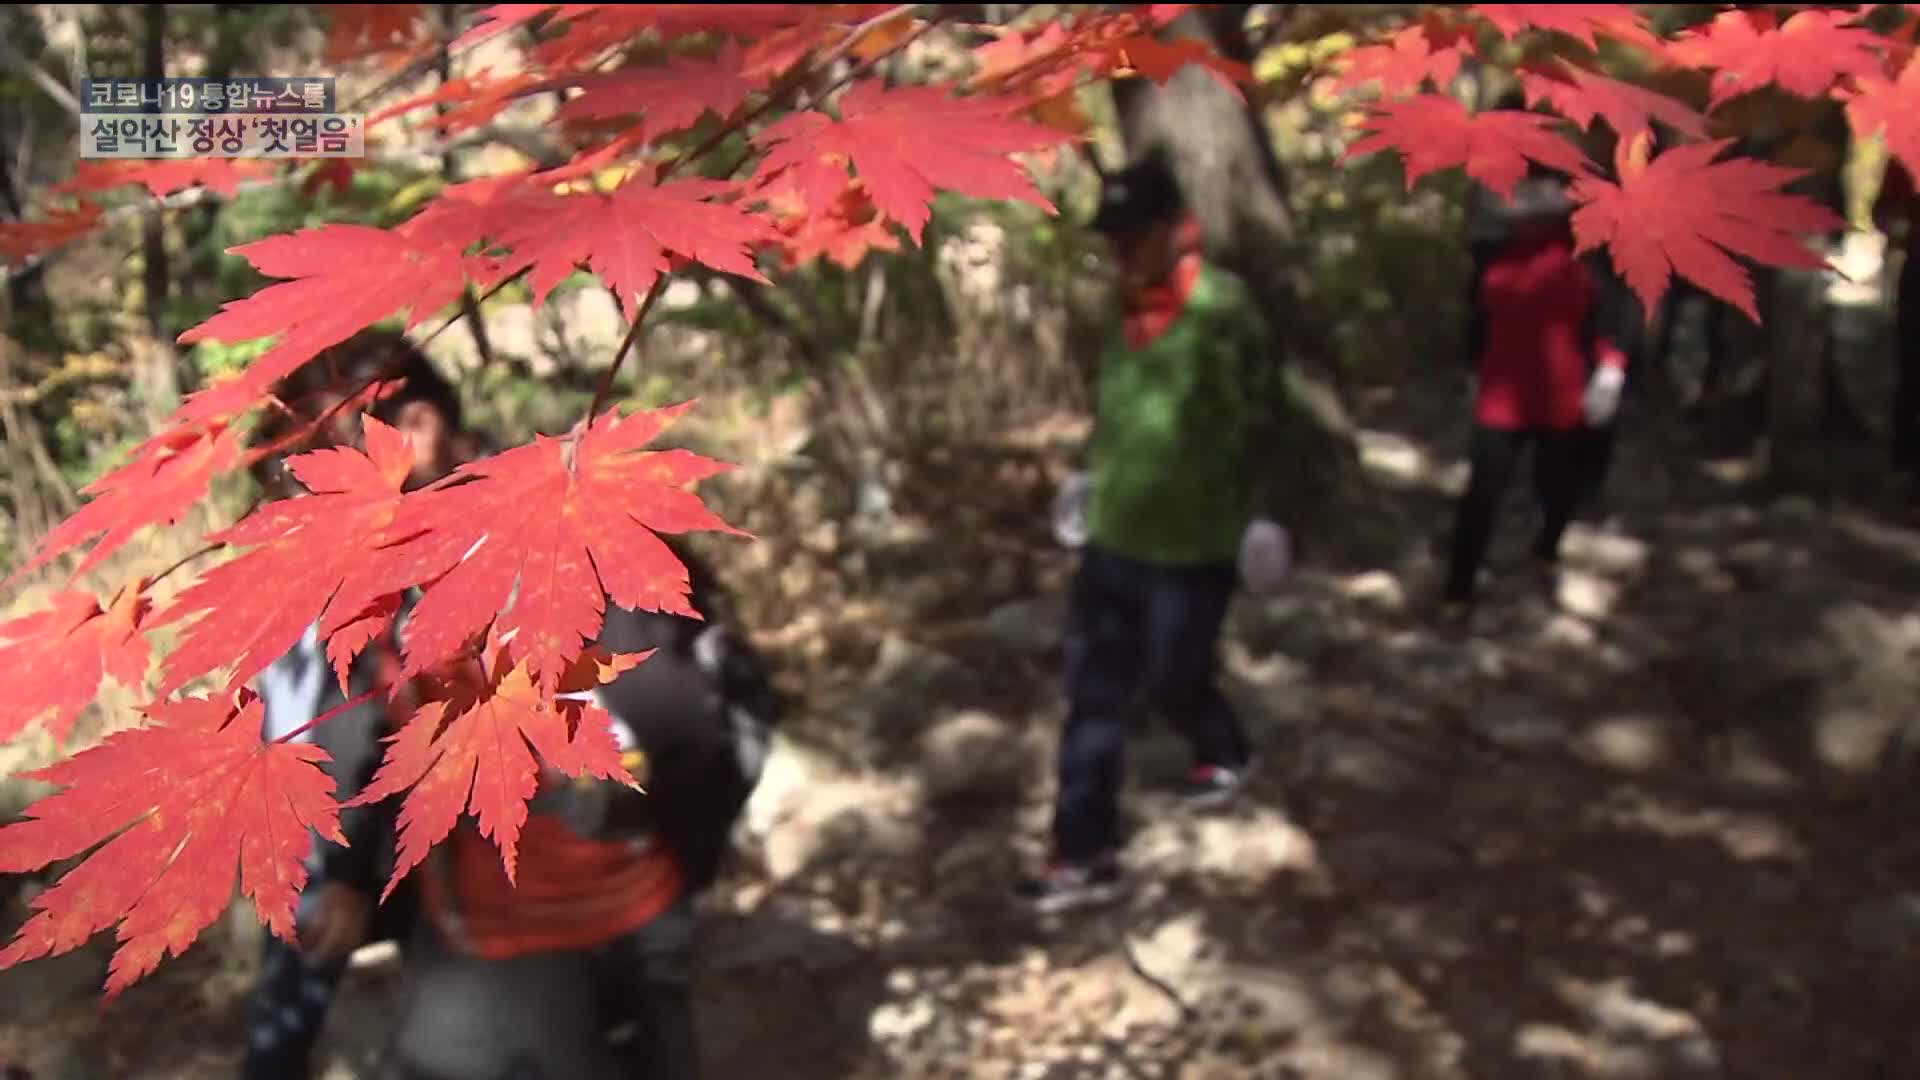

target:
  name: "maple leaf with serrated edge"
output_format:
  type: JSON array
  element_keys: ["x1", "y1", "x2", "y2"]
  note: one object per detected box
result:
[
  {"x1": 452, "y1": 3, "x2": 806, "y2": 53},
  {"x1": 147, "y1": 416, "x2": 418, "y2": 697},
  {"x1": 1328, "y1": 24, "x2": 1466, "y2": 100},
  {"x1": 969, "y1": 22, "x2": 1087, "y2": 98},
  {"x1": 325, "y1": 3, "x2": 429, "y2": 65},
  {"x1": 556, "y1": 41, "x2": 761, "y2": 142},
  {"x1": 0, "y1": 690, "x2": 340, "y2": 998},
  {"x1": 56, "y1": 159, "x2": 277, "y2": 200},
  {"x1": 4, "y1": 421, "x2": 242, "y2": 587},
  {"x1": 752, "y1": 81, "x2": 1074, "y2": 244},
  {"x1": 0, "y1": 201, "x2": 103, "y2": 265},
  {"x1": 1666, "y1": 8, "x2": 1887, "y2": 110},
  {"x1": 0, "y1": 584, "x2": 149, "y2": 745},
  {"x1": 346, "y1": 644, "x2": 644, "y2": 892},
  {"x1": 369, "y1": 70, "x2": 543, "y2": 133},
  {"x1": 1471, "y1": 4, "x2": 1660, "y2": 52},
  {"x1": 1843, "y1": 52, "x2": 1920, "y2": 180},
  {"x1": 1520, "y1": 59, "x2": 1709, "y2": 143},
  {"x1": 1103, "y1": 35, "x2": 1252, "y2": 100},
  {"x1": 379, "y1": 402, "x2": 743, "y2": 693},
  {"x1": 171, "y1": 223, "x2": 487, "y2": 427},
  {"x1": 760, "y1": 175, "x2": 901, "y2": 270},
  {"x1": 1569, "y1": 138, "x2": 1843, "y2": 323},
  {"x1": 1343, "y1": 93, "x2": 1593, "y2": 200},
  {"x1": 491, "y1": 170, "x2": 772, "y2": 312}
]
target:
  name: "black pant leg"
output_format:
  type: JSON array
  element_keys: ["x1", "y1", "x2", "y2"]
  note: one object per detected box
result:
[
  {"x1": 1532, "y1": 428, "x2": 1590, "y2": 560},
  {"x1": 1445, "y1": 425, "x2": 1524, "y2": 603}
]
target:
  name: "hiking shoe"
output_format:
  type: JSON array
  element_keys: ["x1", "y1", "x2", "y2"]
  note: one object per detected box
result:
[
  {"x1": 1013, "y1": 856, "x2": 1125, "y2": 916},
  {"x1": 1178, "y1": 761, "x2": 1254, "y2": 811}
]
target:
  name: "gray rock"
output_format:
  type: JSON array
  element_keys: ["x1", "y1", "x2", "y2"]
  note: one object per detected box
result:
[
  {"x1": 985, "y1": 597, "x2": 1064, "y2": 656},
  {"x1": 1846, "y1": 893, "x2": 1920, "y2": 955},
  {"x1": 919, "y1": 709, "x2": 1023, "y2": 800}
]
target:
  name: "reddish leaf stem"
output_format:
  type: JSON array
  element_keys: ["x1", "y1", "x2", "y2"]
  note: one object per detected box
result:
[{"x1": 270, "y1": 682, "x2": 386, "y2": 745}]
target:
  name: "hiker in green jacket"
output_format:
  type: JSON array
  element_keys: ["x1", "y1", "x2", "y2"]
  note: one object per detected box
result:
[{"x1": 1016, "y1": 150, "x2": 1290, "y2": 915}]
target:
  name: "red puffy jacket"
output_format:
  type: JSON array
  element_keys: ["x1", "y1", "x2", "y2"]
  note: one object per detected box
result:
[{"x1": 1467, "y1": 220, "x2": 1632, "y2": 431}]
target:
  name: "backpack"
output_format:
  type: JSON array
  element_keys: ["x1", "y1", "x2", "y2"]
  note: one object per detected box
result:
[{"x1": 588, "y1": 541, "x2": 782, "y2": 894}]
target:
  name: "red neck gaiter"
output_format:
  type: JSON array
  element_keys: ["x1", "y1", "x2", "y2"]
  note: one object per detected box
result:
[{"x1": 1121, "y1": 216, "x2": 1205, "y2": 350}]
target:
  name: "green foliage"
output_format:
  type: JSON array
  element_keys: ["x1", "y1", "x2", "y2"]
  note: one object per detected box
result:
[{"x1": 189, "y1": 335, "x2": 275, "y2": 381}]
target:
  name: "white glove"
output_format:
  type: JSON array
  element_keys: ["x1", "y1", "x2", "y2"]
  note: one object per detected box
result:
[
  {"x1": 1238, "y1": 517, "x2": 1291, "y2": 593},
  {"x1": 1583, "y1": 364, "x2": 1626, "y2": 427},
  {"x1": 1052, "y1": 471, "x2": 1092, "y2": 548}
]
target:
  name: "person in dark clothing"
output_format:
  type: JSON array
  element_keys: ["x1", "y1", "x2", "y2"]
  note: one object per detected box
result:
[
  {"x1": 239, "y1": 331, "x2": 780, "y2": 1080},
  {"x1": 1444, "y1": 171, "x2": 1641, "y2": 619},
  {"x1": 1012, "y1": 151, "x2": 1292, "y2": 915},
  {"x1": 1877, "y1": 158, "x2": 1920, "y2": 481},
  {"x1": 239, "y1": 333, "x2": 450, "y2": 1080}
]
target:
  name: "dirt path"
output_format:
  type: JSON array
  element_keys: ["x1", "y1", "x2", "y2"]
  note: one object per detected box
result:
[{"x1": 7, "y1": 370, "x2": 1920, "y2": 1080}]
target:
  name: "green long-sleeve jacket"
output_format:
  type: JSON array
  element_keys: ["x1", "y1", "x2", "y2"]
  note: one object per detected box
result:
[{"x1": 1087, "y1": 262, "x2": 1281, "y2": 567}]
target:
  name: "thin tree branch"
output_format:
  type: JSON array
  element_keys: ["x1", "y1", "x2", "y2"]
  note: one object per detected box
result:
[{"x1": 0, "y1": 38, "x2": 81, "y2": 118}]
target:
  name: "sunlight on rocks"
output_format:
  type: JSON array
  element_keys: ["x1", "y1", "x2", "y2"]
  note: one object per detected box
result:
[
  {"x1": 1333, "y1": 569, "x2": 1407, "y2": 612},
  {"x1": 1810, "y1": 602, "x2": 1920, "y2": 777},
  {"x1": 1560, "y1": 527, "x2": 1650, "y2": 576},
  {"x1": 1357, "y1": 428, "x2": 1463, "y2": 495},
  {"x1": 1127, "y1": 808, "x2": 1321, "y2": 887},
  {"x1": 1587, "y1": 792, "x2": 1807, "y2": 864},
  {"x1": 1540, "y1": 612, "x2": 1598, "y2": 649},
  {"x1": 1577, "y1": 714, "x2": 1669, "y2": 774}
]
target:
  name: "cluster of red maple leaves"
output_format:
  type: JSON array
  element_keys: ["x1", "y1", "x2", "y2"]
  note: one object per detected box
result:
[{"x1": 0, "y1": 3, "x2": 1912, "y2": 999}]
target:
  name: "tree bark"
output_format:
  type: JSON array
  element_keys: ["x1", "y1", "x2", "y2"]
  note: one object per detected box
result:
[
  {"x1": 136, "y1": 3, "x2": 182, "y2": 420},
  {"x1": 1104, "y1": 6, "x2": 1397, "y2": 568}
]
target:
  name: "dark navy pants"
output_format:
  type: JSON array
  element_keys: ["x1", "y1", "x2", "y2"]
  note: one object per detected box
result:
[
  {"x1": 240, "y1": 875, "x2": 417, "y2": 1080},
  {"x1": 1052, "y1": 544, "x2": 1249, "y2": 863}
]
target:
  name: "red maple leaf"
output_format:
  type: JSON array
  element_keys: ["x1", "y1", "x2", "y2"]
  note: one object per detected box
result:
[
  {"x1": 0, "y1": 201, "x2": 103, "y2": 266},
  {"x1": 970, "y1": 22, "x2": 1089, "y2": 99},
  {"x1": 1842, "y1": 52, "x2": 1920, "y2": 180},
  {"x1": 1343, "y1": 93, "x2": 1593, "y2": 200},
  {"x1": 752, "y1": 80, "x2": 1073, "y2": 243},
  {"x1": 148, "y1": 417, "x2": 419, "y2": 696},
  {"x1": 1471, "y1": 4, "x2": 1660, "y2": 52},
  {"x1": 1569, "y1": 138, "x2": 1843, "y2": 323},
  {"x1": 457, "y1": 4, "x2": 808, "y2": 71},
  {"x1": 171, "y1": 223, "x2": 486, "y2": 426},
  {"x1": 491, "y1": 170, "x2": 773, "y2": 312},
  {"x1": 382, "y1": 402, "x2": 742, "y2": 693},
  {"x1": 1328, "y1": 24, "x2": 1466, "y2": 99},
  {"x1": 450, "y1": 2, "x2": 554, "y2": 52},
  {"x1": 0, "y1": 584, "x2": 149, "y2": 745},
  {"x1": 1666, "y1": 8, "x2": 1887, "y2": 110},
  {"x1": 1520, "y1": 59, "x2": 1709, "y2": 143},
  {"x1": 345, "y1": 644, "x2": 643, "y2": 891},
  {"x1": 556, "y1": 41, "x2": 762, "y2": 142},
  {"x1": 301, "y1": 158, "x2": 361, "y2": 200},
  {"x1": 326, "y1": 3, "x2": 430, "y2": 65},
  {"x1": 56, "y1": 159, "x2": 277, "y2": 200},
  {"x1": 369, "y1": 70, "x2": 544, "y2": 133},
  {"x1": 760, "y1": 175, "x2": 901, "y2": 270},
  {"x1": 4, "y1": 421, "x2": 242, "y2": 586},
  {"x1": 1101, "y1": 35, "x2": 1253, "y2": 99},
  {"x1": 0, "y1": 690, "x2": 340, "y2": 997}
]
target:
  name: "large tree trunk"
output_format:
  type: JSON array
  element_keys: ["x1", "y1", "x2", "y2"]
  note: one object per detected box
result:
[
  {"x1": 1105, "y1": 6, "x2": 1399, "y2": 568},
  {"x1": 134, "y1": 3, "x2": 181, "y2": 421}
]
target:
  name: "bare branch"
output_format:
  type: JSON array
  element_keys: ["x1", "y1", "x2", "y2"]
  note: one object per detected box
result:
[{"x1": 0, "y1": 38, "x2": 81, "y2": 118}]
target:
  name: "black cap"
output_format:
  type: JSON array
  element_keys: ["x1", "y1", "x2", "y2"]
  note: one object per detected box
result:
[{"x1": 1091, "y1": 149, "x2": 1183, "y2": 236}]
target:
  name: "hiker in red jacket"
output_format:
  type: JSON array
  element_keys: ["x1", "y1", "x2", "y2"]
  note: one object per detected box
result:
[{"x1": 1444, "y1": 169, "x2": 1641, "y2": 618}]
